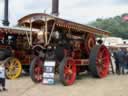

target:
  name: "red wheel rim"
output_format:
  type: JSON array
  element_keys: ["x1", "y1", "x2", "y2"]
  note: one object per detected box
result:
[
  {"x1": 96, "y1": 46, "x2": 110, "y2": 77},
  {"x1": 85, "y1": 34, "x2": 96, "y2": 56},
  {"x1": 34, "y1": 58, "x2": 43, "y2": 82},
  {"x1": 64, "y1": 59, "x2": 76, "y2": 85}
]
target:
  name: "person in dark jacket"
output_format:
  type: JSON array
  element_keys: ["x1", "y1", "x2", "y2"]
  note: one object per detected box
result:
[
  {"x1": 113, "y1": 49, "x2": 120, "y2": 74},
  {"x1": 117, "y1": 48, "x2": 127, "y2": 74},
  {"x1": 124, "y1": 48, "x2": 128, "y2": 73}
]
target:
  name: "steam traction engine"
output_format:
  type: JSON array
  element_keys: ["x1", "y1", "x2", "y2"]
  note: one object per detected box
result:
[
  {"x1": 19, "y1": 13, "x2": 110, "y2": 86},
  {"x1": 0, "y1": 26, "x2": 38, "y2": 79}
]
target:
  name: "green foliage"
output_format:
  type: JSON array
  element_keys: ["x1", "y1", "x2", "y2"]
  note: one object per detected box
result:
[{"x1": 88, "y1": 13, "x2": 128, "y2": 39}]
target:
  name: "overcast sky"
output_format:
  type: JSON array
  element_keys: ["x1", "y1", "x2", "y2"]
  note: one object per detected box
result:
[{"x1": 0, "y1": 0, "x2": 128, "y2": 26}]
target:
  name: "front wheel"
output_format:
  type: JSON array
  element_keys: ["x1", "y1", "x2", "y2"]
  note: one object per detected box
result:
[
  {"x1": 29, "y1": 56, "x2": 44, "y2": 83},
  {"x1": 59, "y1": 57, "x2": 76, "y2": 86}
]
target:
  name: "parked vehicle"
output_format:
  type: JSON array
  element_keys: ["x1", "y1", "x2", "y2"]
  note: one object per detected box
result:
[
  {"x1": 18, "y1": 13, "x2": 111, "y2": 85},
  {"x1": 0, "y1": 26, "x2": 38, "y2": 79}
]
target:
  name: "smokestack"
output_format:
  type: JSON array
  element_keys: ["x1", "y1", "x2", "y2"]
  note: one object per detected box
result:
[
  {"x1": 52, "y1": 0, "x2": 59, "y2": 16},
  {"x1": 2, "y1": 0, "x2": 10, "y2": 26}
]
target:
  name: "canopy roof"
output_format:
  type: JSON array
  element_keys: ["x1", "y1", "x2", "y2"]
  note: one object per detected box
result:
[
  {"x1": 109, "y1": 44, "x2": 128, "y2": 48},
  {"x1": 0, "y1": 26, "x2": 39, "y2": 35},
  {"x1": 18, "y1": 13, "x2": 110, "y2": 36}
]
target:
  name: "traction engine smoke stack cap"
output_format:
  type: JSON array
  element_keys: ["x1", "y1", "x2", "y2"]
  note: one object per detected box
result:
[
  {"x1": 2, "y1": 0, "x2": 10, "y2": 26},
  {"x1": 52, "y1": 0, "x2": 59, "y2": 16}
]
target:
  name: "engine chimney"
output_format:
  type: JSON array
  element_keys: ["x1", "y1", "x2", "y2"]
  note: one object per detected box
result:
[
  {"x1": 52, "y1": 0, "x2": 59, "y2": 16},
  {"x1": 2, "y1": 0, "x2": 10, "y2": 26}
]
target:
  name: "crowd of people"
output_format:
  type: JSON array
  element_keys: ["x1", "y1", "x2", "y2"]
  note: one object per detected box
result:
[{"x1": 112, "y1": 47, "x2": 128, "y2": 74}]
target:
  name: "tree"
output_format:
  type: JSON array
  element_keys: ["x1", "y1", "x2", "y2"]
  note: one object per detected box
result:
[{"x1": 88, "y1": 13, "x2": 128, "y2": 39}]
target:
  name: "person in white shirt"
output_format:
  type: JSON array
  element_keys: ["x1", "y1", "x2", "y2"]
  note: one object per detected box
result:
[{"x1": 0, "y1": 63, "x2": 7, "y2": 91}]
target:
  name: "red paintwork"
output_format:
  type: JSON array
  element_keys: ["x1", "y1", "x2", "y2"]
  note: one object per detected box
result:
[
  {"x1": 96, "y1": 45, "x2": 110, "y2": 77},
  {"x1": 64, "y1": 58, "x2": 76, "y2": 85},
  {"x1": 75, "y1": 59, "x2": 89, "y2": 65},
  {"x1": 84, "y1": 33, "x2": 96, "y2": 57},
  {"x1": 34, "y1": 58, "x2": 43, "y2": 82}
]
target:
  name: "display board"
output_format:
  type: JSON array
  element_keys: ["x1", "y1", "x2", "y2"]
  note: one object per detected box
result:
[{"x1": 42, "y1": 61, "x2": 55, "y2": 85}]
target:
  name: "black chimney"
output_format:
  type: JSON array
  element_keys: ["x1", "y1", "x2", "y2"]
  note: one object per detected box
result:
[
  {"x1": 52, "y1": 0, "x2": 59, "y2": 16},
  {"x1": 2, "y1": 0, "x2": 10, "y2": 26}
]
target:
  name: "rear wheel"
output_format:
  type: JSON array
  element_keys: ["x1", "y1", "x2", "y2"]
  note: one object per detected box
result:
[
  {"x1": 89, "y1": 45, "x2": 110, "y2": 78},
  {"x1": 5, "y1": 57, "x2": 22, "y2": 79},
  {"x1": 59, "y1": 57, "x2": 76, "y2": 86},
  {"x1": 29, "y1": 56, "x2": 44, "y2": 83}
]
